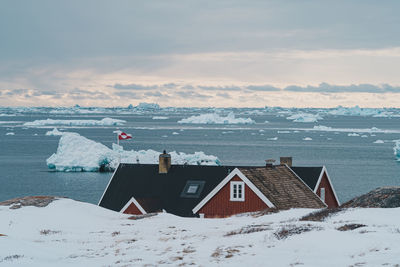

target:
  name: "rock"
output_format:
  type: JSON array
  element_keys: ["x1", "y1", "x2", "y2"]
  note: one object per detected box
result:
[
  {"x1": 0, "y1": 196, "x2": 62, "y2": 209},
  {"x1": 341, "y1": 187, "x2": 400, "y2": 208}
]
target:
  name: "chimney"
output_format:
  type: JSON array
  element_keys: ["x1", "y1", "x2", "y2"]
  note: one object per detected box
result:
[
  {"x1": 280, "y1": 157, "x2": 292, "y2": 167},
  {"x1": 159, "y1": 150, "x2": 171, "y2": 174},
  {"x1": 265, "y1": 159, "x2": 276, "y2": 168}
]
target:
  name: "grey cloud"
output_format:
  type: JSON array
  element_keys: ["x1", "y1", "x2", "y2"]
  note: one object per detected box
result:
[
  {"x1": 246, "y1": 85, "x2": 281, "y2": 91},
  {"x1": 176, "y1": 91, "x2": 211, "y2": 99},
  {"x1": 216, "y1": 92, "x2": 232, "y2": 98},
  {"x1": 144, "y1": 91, "x2": 166, "y2": 97},
  {"x1": 113, "y1": 83, "x2": 159, "y2": 90},
  {"x1": 5, "y1": 88, "x2": 30, "y2": 96},
  {"x1": 115, "y1": 91, "x2": 141, "y2": 98},
  {"x1": 284, "y1": 83, "x2": 400, "y2": 93},
  {"x1": 198, "y1": 86, "x2": 242, "y2": 91}
]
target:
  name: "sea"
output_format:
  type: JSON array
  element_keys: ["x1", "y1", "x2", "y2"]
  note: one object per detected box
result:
[{"x1": 1, "y1": 106, "x2": 399, "y2": 205}]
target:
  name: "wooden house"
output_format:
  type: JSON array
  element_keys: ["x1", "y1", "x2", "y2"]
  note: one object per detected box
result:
[{"x1": 98, "y1": 152, "x2": 339, "y2": 218}]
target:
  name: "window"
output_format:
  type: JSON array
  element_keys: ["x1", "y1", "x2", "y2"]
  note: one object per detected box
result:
[
  {"x1": 320, "y1": 187, "x2": 325, "y2": 203},
  {"x1": 187, "y1": 185, "x2": 199, "y2": 194},
  {"x1": 230, "y1": 181, "x2": 245, "y2": 201},
  {"x1": 180, "y1": 180, "x2": 205, "y2": 198}
]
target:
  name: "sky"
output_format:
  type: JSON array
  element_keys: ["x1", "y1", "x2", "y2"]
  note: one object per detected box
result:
[{"x1": 1, "y1": 0, "x2": 400, "y2": 108}]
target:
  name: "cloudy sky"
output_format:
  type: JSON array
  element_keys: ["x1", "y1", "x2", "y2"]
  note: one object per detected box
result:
[{"x1": 1, "y1": 0, "x2": 400, "y2": 107}]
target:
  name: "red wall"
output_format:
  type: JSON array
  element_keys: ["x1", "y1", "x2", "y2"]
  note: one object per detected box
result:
[
  {"x1": 316, "y1": 172, "x2": 339, "y2": 208},
  {"x1": 123, "y1": 202, "x2": 144, "y2": 215},
  {"x1": 197, "y1": 175, "x2": 269, "y2": 218}
]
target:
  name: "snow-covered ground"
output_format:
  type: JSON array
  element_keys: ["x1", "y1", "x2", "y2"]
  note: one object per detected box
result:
[
  {"x1": 47, "y1": 132, "x2": 220, "y2": 171},
  {"x1": 24, "y1": 118, "x2": 126, "y2": 127},
  {"x1": 1, "y1": 199, "x2": 400, "y2": 266},
  {"x1": 178, "y1": 112, "x2": 255, "y2": 124}
]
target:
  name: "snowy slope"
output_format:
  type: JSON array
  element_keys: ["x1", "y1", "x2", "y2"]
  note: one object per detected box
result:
[{"x1": 1, "y1": 199, "x2": 400, "y2": 266}]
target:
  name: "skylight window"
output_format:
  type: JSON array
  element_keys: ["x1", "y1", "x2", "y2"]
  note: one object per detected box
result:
[
  {"x1": 180, "y1": 180, "x2": 205, "y2": 198},
  {"x1": 187, "y1": 185, "x2": 199, "y2": 194}
]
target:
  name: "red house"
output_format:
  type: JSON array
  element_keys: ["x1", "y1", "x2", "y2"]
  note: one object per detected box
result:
[{"x1": 99, "y1": 152, "x2": 338, "y2": 218}]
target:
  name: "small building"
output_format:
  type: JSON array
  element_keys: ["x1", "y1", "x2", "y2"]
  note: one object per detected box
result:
[{"x1": 98, "y1": 152, "x2": 339, "y2": 218}]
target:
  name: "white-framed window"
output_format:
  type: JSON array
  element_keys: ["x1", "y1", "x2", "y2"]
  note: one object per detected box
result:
[
  {"x1": 230, "y1": 181, "x2": 245, "y2": 201},
  {"x1": 320, "y1": 187, "x2": 326, "y2": 203}
]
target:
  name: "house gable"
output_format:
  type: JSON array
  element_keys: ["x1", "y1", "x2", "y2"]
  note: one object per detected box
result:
[
  {"x1": 192, "y1": 168, "x2": 275, "y2": 217},
  {"x1": 120, "y1": 197, "x2": 147, "y2": 215},
  {"x1": 314, "y1": 167, "x2": 340, "y2": 208}
]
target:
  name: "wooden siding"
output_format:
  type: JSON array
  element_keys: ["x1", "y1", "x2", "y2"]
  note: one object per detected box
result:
[
  {"x1": 316, "y1": 172, "x2": 339, "y2": 208},
  {"x1": 197, "y1": 175, "x2": 269, "y2": 218},
  {"x1": 123, "y1": 202, "x2": 144, "y2": 215}
]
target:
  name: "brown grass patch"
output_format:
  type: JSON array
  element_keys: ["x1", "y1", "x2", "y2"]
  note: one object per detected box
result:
[
  {"x1": 225, "y1": 224, "x2": 272, "y2": 236},
  {"x1": 274, "y1": 224, "x2": 322, "y2": 240},
  {"x1": 336, "y1": 224, "x2": 366, "y2": 231},
  {"x1": 300, "y1": 208, "x2": 344, "y2": 222},
  {"x1": 40, "y1": 229, "x2": 61, "y2": 235}
]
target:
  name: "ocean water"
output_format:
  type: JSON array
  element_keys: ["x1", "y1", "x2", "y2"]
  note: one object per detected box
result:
[{"x1": 1, "y1": 109, "x2": 399, "y2": 205}]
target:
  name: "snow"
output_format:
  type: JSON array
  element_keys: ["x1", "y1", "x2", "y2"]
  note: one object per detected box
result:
[
  {"x1": 286, "y1": 113, "x2": 322, "y2": 123},
  {"x1": 178, "y1": 112, "x2": 255, "y2": 124},
  {"x1": 46, "y1": 132, "x2": 220, "y2": 172},
  {"x1": 24, "y1": 118, "x2": 126, "y2": 127},
  {"x1": 374, "y1": 140, "x2": 384, "y2": 144},
  {"x1": 5, "y1": 132, "x2": 14, "y2": 136},
  {"x1": 152, "y1": 116, "x2": 168, "y2": 120},
  {"x1": 303, "y1": 137, "x2": 312, "y2": 141},
  {"x1": 45, "y1": 128, "x2": 63, "y2": 136},
  {"x1": 1, "y1": 199, "x2": 400, "y2": 266}
]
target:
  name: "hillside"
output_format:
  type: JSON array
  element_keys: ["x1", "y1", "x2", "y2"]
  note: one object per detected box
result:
[{"x1": 1, "y1": 197, "x2": 400, "y2": 266}]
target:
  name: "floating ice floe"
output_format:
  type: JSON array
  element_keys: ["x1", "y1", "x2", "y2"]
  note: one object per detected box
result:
[
  {"x1": 46, "y1": 133, "x2": 221, "y2": 172},
  {"x1": 327, "y1": 105, "x2": 392, "y2": 117},
  {"x1": 177, "y1": 112, "x2": 255, "y2": 124},
  {"x1": 5, "y1": 132, "x2": 15, "y2": 135},
  {"x1": 277, "y1": 130, "x2": 290, "y2": 134},
  {"x1": 374, "y1": 140, "x2": 384, "y2": 144},
  {"x1": 348, "y1": 133, "x2": 360, "y2": 137},
  {"x1": 172, "y1": 132, "x2": 179, "y2": 135},
  {"x1": 267, "y1": 137, "x2": 278, "y2": 141},
  {"x1": 24, "y1": 117, "x2": 126, "y2": 127},
  {"x1": 286, "y1": 113, "x2": 322, "y2": 123},
  {"x1": 152, "y1": 116, "x2": 169, "y2": 120},
  {"x1": 303, "y1": 137, "x2": 312, "y2": 141},
  {"x1": 45, "y1": 128, "x2": 64, "y2": 136},
  {"x1": 394, "y1": 140, "x2": 400, "y2": 160}
]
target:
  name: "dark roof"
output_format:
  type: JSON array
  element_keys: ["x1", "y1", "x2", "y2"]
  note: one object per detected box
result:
[
  {"x1": 99, "y1": 164, "x2": 234, "y2": 217},
  {"x1": 239, "y1": 166, "x2": 326, "y2": 209},
  {"x1": 290, "y1": 167, "x2": 323, "y2": 190}
]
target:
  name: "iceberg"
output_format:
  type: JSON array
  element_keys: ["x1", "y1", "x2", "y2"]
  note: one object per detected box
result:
[
  {"x1": 394, "y1": 140, "x2": 400, "y2": 160},
  {"x1": 132, "y1": 102, "x2": 160, "y2": 110},
  {"x1": 24, "y1": 117, "x2": 126, "y2": 127},
  {"x1": 152, "y1": 116, "x2": 168, "y2": 120},
  {"x1": 45, "y1": 128, "x2": 64, "y2": 136},
  {"x1": 286, "y1": 113, "x2": 322, "y2": 123},
  {"x1": 46, "y1": 133, "x2": 221, "y2": 172},
  {"x1": 177, "y1": 112, "x2": 255, "y2": 124},
  {"x1": 328, "y1": 105, "x2": 389, "y2": 117}
]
